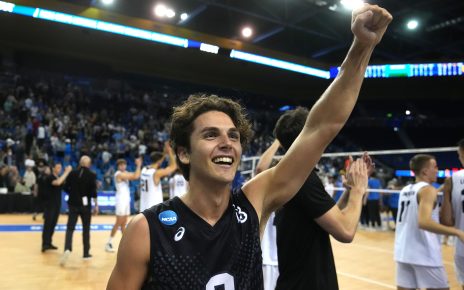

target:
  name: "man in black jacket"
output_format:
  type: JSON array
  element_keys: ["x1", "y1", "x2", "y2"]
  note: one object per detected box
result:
[
  {"x1": 41, "y1": 163, "x2": 72, "y2": 252},
  {"x1": 60, "y1": 156, "x2": 99, "y2": 266}
]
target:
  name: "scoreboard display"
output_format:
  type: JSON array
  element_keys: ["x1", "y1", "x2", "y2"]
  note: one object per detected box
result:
[{"x1": 330, "y1": 62, "x2": 464, "y2": 78}]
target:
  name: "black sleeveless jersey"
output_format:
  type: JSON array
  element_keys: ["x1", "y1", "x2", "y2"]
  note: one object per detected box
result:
[{"x1": 141, "y1": 189, "x2": 263, "y2": 290}]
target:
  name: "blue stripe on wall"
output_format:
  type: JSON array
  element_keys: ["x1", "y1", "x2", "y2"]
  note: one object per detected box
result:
[{"x1": 0, "y1": 224, "x2": 113, "y2": 232}]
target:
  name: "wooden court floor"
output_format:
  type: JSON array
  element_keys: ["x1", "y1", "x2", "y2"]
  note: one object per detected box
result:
[{"x1": 0, "y1": 214, "x2": 460, "y2": 289}]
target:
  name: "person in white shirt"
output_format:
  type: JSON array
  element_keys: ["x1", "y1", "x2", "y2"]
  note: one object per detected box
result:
[
  {"x1": 23, "y1": 159, "x2": 36, "y2": 191},
  {"x1": 394, "y1": 154, "x2": 464, "y2": 290},
  {"x1": 139, "y1": 142, "x2": 177, "y2": 212},
  {"x1": 106, "y1": 157, "x2": 142, "y2": 253},
  {"x1": 440, "y1": 139, "x2": 464, "y2": 290},
  {"x1": 169, "y1": 168, "x2": 189, "y2": 199}
]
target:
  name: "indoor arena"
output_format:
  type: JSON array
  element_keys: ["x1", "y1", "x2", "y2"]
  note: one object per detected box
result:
[{"x1": 0, "y1": 0, "x2": 463, "y2": 289}]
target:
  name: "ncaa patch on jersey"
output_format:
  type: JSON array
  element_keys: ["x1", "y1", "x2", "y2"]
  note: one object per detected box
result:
[{"x1": 159, "y1": 210, "x2": 178, "y2": 226}]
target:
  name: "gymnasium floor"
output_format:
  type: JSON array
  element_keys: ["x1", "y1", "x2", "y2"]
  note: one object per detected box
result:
[{"x1": 0, "y1": 214, "x2": 460, "y2": 289}]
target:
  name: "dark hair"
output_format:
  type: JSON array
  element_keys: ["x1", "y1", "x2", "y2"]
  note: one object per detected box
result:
[
  {"x1": 409, "y1": 154, "x2": 435, "y2": 176},
  {"x1": 273, "y1": 107, "x2": 308, "y2": 151},
  {"x1": 458, "y1": 138, "x2": 464, "y2": 150},
  {"x1": 150, "y1": 151, "x2": 164, "y2": 163},
  {"x1": 170, "y1": 94, "x2": 253, "y2": 180}
]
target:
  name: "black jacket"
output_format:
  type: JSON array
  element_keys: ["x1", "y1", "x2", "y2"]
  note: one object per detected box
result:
[{"x1": 64, "y1": 167, "x2": 97, "y2": 207}]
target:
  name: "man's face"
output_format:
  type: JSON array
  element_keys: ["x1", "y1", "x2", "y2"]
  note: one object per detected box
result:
[
  {"x1": 184, "y1": 111, "x2": 242, "y2": 184},
  {"x1": 118, "y1": 163, "x2": 127, "y2": 172},
  {"x1": 53, "y1": 164, "x2": 62, "y2": 176},
  {"x1": 423, "y1": 158, "x2": 438, "y2": 183}
]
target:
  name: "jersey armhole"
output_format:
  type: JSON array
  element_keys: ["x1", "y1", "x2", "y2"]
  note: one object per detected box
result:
[
  {"x1": 235, "y1": 188, "x2": 260, "y2": 224},
  {"x1": 141, "y1": 210, "x2": 155, "y2": 275}
]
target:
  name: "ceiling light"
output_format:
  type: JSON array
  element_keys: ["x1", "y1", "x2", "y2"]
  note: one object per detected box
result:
[
  {"x1": 101, "y1": 0, "x2": 114, "y2": 5},
  {"x1": 180, "y1": 13, "x2": 188, "y2": 21},
  {"x1": 166, "y1": 9, "x2": 176, "y2": 18},
  {"x1": 154, "y1": 4, "x2": 167, "y2": 17},
  {"x1": 340, "y1": 0, "x2": 364, "y2": 10},
  {"x1": 407, "y1": 20, "x2": 419, "y2": 30},
  {"x1": 405, "y1": 110, "x2": 411, "y2": 115},
  {"x1": 241, "y1": 27, "x2": 253, "y2": 38}
]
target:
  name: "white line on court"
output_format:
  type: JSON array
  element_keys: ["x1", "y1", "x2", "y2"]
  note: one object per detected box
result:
[
  {"x1": 337, "y1": 271, "x2": 396, "y2": 289},
  {"x1": 349, "y1": 243, "x2": 454, "y2": 266}
]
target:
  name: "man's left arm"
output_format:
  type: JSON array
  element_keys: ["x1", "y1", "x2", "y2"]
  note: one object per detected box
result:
[
  {"x1": 243, "y1": 5, "x2": 393, "y2": 221},
  {"x1": 439, "y1": 177, "x2": 454, "y2": 226},
  {"x1": 316, "y1": 158, "x2": 368, "y2": 243}
]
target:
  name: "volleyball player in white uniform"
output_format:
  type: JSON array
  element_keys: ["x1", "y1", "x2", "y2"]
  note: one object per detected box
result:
[
  {"x1": 394, "y1": 154, "x2": 464, "y2": 290},
  {"x1": 169, "y1": 169, "x2": 189, "y2": 199},
  {"x1": 440, "y1": 139, "x2": 464, "y2": 289},
  {"x1": 255, "y1": 140, "x2": 281, "y2": 290},
  {"x1": 106, "y1": 157, "x2": 142, "y2": 252},
  {"x1": 139, "y1": 142, "x2": 177, "y2": 212},
  {"x1": 261, "y1": 212, "x2": 279, "y2": 290}
]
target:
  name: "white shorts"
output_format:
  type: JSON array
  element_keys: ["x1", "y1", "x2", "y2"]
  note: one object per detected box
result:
[
  {"x1": 115, "y1": 201, "x2": 130, "y2": 216},
  {"x1": 455, "y1": 255, "x2": 464, "y2": 284},
  {"x1": 262, "y1": 264, "x2": 279, "y2": 290},
  {"x1": 396, "y1": 262, "x2": 448, "y2": 289}
]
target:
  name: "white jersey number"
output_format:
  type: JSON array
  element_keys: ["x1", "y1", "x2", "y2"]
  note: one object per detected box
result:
[{"x1": 206, "y1": 273, "x2": 235, "y2": 290}]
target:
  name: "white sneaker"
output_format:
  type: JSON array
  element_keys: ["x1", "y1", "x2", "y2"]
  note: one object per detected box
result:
[
  {"x1": 105, "y1": 242, "x2": 115, "y2": 253},
  {"x1": 60, "y1": 250, "x2": 71, "y2": 267}
]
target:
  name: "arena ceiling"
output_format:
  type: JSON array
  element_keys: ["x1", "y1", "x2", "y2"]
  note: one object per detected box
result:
[
  {"x1": 1, "y1": 0, "x2": 463, "y2": 100},
  {"x1": 69, "y1": 0, "x2": 464, "y2": 64}
]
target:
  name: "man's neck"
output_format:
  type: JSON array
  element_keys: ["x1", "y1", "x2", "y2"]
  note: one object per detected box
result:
[
  {"x1": 181, "y1": 177, "x2": 231, "y2": 226},
  {"x1": 416, "y1": 176, "x2": 431, "y2": 184}
]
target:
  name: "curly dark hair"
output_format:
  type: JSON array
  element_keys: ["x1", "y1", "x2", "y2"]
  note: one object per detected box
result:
[{"x1": 170, "y1": 94, "x2": 253, "y2": 181}]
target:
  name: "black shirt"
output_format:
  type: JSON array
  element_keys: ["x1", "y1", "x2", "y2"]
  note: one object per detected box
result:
[
  {"x1": 43, "y1": 174, "x2": 62, "y2": 205},
  {"x1": 64, "y1": 167, "x2": 97, "y2": 207},
  {"x1": 37, "y1": 171, "x2": 50, "y2": 201},
  {"x1": 141, "y1": 189, "x2": 263, "y2": 290},
  {"x1": 275, "y1": 171, "x2": 337, "y2": 290}
]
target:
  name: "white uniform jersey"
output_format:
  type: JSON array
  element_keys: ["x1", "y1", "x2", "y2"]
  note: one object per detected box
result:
[
  {"x1": 261, "y1": 212, "x2": 278, "y2": 266},
  {"x1": 140, "y1": 167, "x2": 163, "y2": 212},
  {"x1": 168, "y1": 177, "x2": 174, "y2": 199},
  {"x1": 170, "y1": 173, "x2": 188, "y2": 199},
  {"x1": 114, "y1": 171, "x2": 131, "y2": 206},
  {"x1": 451, "y1": 170, "x2": 464, "y2": 257},
  {"x1": 394, "y1": 182, "x2": 442, "y2": 266}
]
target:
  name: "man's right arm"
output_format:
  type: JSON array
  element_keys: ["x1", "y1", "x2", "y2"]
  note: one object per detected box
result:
[
  {"x1": 107, "y1": 214, "x2": 150, "y2": 290},
  {"x1": 154, "y1": 144, "x2": 177, "y2": 184},
  {"x1": 52, "y1": 166, "x2": 72, "y2": 186},
  {"x1": 255, "y1": 139, "x2": 280, "y2": 175},
  {"x1": 418, "y1": 186, "x2": 464, "y2": 242}
]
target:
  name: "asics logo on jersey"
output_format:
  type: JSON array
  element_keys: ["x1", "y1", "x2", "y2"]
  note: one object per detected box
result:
[
  {"x1": 159, "y1": 210, "x2": 178, "y2": 225},
  {"x1": 174, "y1": 227, "x2": 185, "y2": 242},
  {"x1": 232, "y1": 204, "x2": 247, "y2": 223}
]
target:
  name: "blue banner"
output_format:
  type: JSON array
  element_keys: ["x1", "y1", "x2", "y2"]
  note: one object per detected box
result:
[{"x1": 0, "y1": 224, "x2": 113, "y2": 232}]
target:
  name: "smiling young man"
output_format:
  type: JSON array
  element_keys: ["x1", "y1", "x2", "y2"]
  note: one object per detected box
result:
[{"x1": 107, "y1": 4, "x2": 393, "y2": 289}]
